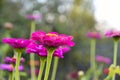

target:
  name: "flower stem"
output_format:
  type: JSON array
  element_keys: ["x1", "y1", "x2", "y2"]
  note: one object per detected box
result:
[
  {"x1": 15, "y1": 49, "x2": 22, "y2": 80},
  {"x1": 44, "y1": 48, "x2": 55, "y2": 80},
  {"x1": 38, "y1": 57, "x2": 46, "y2": 80},
  {"x1": 9, "y1": 72, "x2": 12, "y2": 80},
  {"x1": 90, "y1": 39, "x2": 96, "y2": 79},
  {"x1": 31, "y1": 21, "x2": 35, "y2": 33},
  {"x1": 30, "y1": 20, "x2": 36, "y2": 80},
  {"x1": 51, "y1": 57, "x2": 59, "y2": 80},
  {"x1": 112, "y1": 40, "x2": 118, "y2": 80},
  {"x1": 12, "y1": 69, "x2": 14, "y2": 80}
]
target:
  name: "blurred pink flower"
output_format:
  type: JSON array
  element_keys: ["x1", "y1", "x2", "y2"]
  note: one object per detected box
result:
[
  {"x1": 0, "y1": 64, "x2": 24, "y2": 72},
  {"x1": 103, "y1": 68, "x2": 109, "y2": 75},
  {"x1": 25, "y1": 14, "x2": 41, "y2": 20},
  {"x1": 26, "y1": 42, "x2": 70, "y2": 58},
  {"x1": 96, "y1": 55, "x2": 111, "y2": 64},
  {"x1": 26, "y1": 42, "x2": 47, "y2": 57},
  {"x1": 31, "y1": 30, "x2": 75, "y2": 47},
  {"x1": 4, "y1": 56, "x2": 25, "y2": 64},
  {"x1": 87, "y1": 32, "x2": 101, "y2": 39},
  {"x1": 105, "y1": 30, "x2": 120, "y2": 38},
  {"x1": 53, "y1": 46, "x2": 70, "y2": 58},
  {"x1": 2, "y1": 38, "x2": 31, "y2": 48}
]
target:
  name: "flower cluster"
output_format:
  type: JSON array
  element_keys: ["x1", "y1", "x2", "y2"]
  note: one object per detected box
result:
[
  {"x1": 26, "y1": 42, "x2": 70, "y2": 58},
  {"x1": 0, "y1": 56, "x2": 25, "y2": 72}
]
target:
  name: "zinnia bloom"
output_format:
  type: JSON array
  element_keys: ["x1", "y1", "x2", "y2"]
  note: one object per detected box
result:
[
  {"x1": 25, "y1": 14, "x2": 41, "y2": 20},
  {"x1": 96, "y1": 55, "x2": 111, "y2": 64},
  {"x1": 2, "y1": 38, "x2": 31, "y2": 48},
  {"x1": 105, "y1": 30, "x2": 120, "y2": 38},
  {"x1": 26, "y1": 42, "x2": 70, "y2": 58},
  {"x1": 4, "y1": 56, "x2": 25, "y2": 64},
  {"x1": 87, "y1": 32, "x2": 101, "y2": 39},
  {"x1": 53, "y1": 46, "x2": 70, "y2": 58},
  {"x1": 0, "y1": 64, "x2": 24, "y2": 72},
  {"x1": 31, "y1": 31, "x2": 75, "y2": 47},
  {"x1": 26, "y1": 42, "x2": 47, "y2": 57}
]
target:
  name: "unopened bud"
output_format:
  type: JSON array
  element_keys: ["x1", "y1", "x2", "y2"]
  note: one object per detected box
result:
[{"x1": 3, "y1": 22, "x2": 13, "y2": 30}]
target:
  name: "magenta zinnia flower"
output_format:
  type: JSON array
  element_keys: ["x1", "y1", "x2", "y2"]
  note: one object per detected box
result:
[
  {"x1": 26, "y1": 42, "x2": 70, "y2": 58},
  {"x1": 96, "y1": 55, "x2": 111, "y2": 64},
  {"x1": 0, "y1": 64, "x2": 24, "y2": 72},
  {"x1": 105, "y1": 30, "x2": 120, "y2": 38},
  {"x1": 4, "y1": 56, "x2": 25, "y2": 64},
  {"x1": 53, "y1": 46, "x2": 70, "y2": 58},
  {"x1": 31, "y1": 31, "x2": 75, "y2": 47},
  {"x1": 87, "y1": 32, "x2": 101, "y2": 39},
  {"x1": 26, "y1": 42, "x2": 47, "y2": 57},
  {"x1": 2, "y1": 38, "x2": 31, "y2": 48},
  {"x1": 25, "y1": 14, "x2": 41, "y2": 20}
]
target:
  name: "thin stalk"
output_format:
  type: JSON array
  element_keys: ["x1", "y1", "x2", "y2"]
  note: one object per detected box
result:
[
  {"x1": 8, "y1": 72, "x2": 12, "y2": 80},
  {"x1": 90, "y1": 39, "x2": 96, "y2": 80},
  {"x1": 112, "y1": 40, "x2": 118, "y2": 80},
  {"x1": 31, "y1": 21, "x2": 35, "y2": 33},
  {"x1": 15, "y1": 50, "x2": 22, "y2": 80},
  {"x1": 30, "y1": 20, "x2": 36, "y2": 80},
  {"x1": 51, "y1": 57, "x2": 59, "y2": 80},
  {"x1": 37, "y1": 57, "x2": 46, "y2": 80},
  {"x1": 12, "y1": 69, "x2": 14, "y2": 80},
  {"x1": 44, "y1": 48, "x2": 55, "y2": 80}
]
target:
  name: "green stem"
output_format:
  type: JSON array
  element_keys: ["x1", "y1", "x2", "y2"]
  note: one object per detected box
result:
[
  {"x1": 12, "y1": 69, "x2": 14, "y2": 80},
  {"x1": 44, "y1": 48, "x2": 55, "y2": 80},
  {"x1": 51, "y1": 57, "x2": 59, "y2": 80},
  {"x1": 9, "y1": 72, "x2": 12, "y2": 80},
  {"x1": 15, "y1": 50, "x2": 22, "y2": 80},
  {"x1": 38, "y1": 57, "x2": 46, "y2": 80},
  {"x1": 31, "y1": 20, "x2": 35, "y2": 34},
  {"x1": 90, "y1": 39, "x2": 96, "y2": 80},
  {"x1": 112, "y1": 40, "x2": 118, "y2": 80},
  {"x1": 30, "y1": 20, "x2": 36, "y2": 80}
]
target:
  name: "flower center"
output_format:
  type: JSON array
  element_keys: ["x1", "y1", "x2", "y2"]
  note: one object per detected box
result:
[{"x1": 46, "y1": 33, "x2": 58, "y2": 37}]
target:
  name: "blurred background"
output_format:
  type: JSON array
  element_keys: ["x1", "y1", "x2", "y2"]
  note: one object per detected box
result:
[{"x1": 0, "y1": 0, "x2": 120, "y2": 80}]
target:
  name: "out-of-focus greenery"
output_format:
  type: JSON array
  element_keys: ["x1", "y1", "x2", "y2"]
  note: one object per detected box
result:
[{"x1": 0, "y1": 0, "x2": 96, "y2": 80}]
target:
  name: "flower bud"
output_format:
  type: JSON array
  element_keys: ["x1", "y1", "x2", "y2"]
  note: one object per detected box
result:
[{"x1": 3, "y1": 22, "x2": 13, "y2": 30}]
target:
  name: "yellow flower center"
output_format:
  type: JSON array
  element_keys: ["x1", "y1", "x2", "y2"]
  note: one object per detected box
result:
[{"x1": 46, "y1": 33, "x2": 58, "y2": 37}]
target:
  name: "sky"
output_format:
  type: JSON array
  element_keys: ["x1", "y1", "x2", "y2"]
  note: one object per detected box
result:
[{"x1": 94, "y1": 0, "x2": 120, "y2": 30}]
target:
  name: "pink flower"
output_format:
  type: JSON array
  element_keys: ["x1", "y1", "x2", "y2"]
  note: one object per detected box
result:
[
  {"x1": 87, "y1": 32, "x2": 101, "y2": 39},
  {"x1": 31, "y1": 31, "x2": 75, "y2": 47},
  {"x1": 96, "y1": 55, "x2": 111, "y2": 64},
  {"x1": 4, "y1": 56, "x2": 25, "y2": 64},
  {"x1": 2, "y1": 38, "x2": 31, "y2": 48},
  {"x1": 53, "y1": 46, "x2": 70, "y2": 58},
  {"x1": 26, "y1": 42, "x2": 70, "y2": 58},
  {"x1": 0, "y1": 64, "x2": 24, "y2": 72},
  {"x1": 25, "y1": 14, "x2": 41, "y2": 20},
  {"x1": 105, "y1": 30, "x2": 120, "y2": 38},
  {"x1": 26, "y1": 42, "x2": 47, "y2": 57}
]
